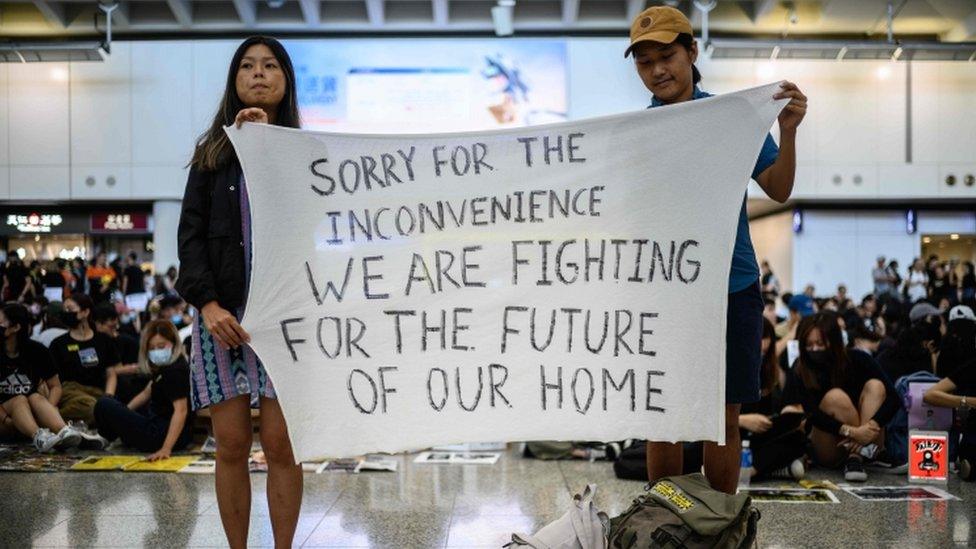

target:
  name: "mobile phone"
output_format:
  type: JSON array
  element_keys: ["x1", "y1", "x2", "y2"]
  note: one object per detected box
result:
[{"x1": 859, "y1": 443, "x2": 878, "y2": 460}]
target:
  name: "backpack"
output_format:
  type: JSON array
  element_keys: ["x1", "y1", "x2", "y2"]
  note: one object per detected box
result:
[
  {"x1": 608, "y1": 474, "x2": 759, "y2": 549},
  {"x1": 613, "y1": 443, "x2": 648, "y2": 481},
  {"x1": 886, "y1": 371, "x2": 941, "y2": 464}
]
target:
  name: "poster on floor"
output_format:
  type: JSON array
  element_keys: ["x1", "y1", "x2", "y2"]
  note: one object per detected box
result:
[
  {"x1": 842, "y1": 486, "x2": 959, "y2": 502},
  {"x1": 227, "y1": 82, "x2": 788, "y2": 460},
  {"x1": 740, "y1": 488, "x2": 839, "y2": 504}
]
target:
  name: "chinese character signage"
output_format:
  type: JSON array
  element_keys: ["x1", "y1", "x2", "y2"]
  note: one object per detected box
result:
[
  {"x1": 5, "y1": 213, "x2": 64, "y2": 233},
  {"x1": 90, "y1": 213, "x2": 150, "y2": 233}
]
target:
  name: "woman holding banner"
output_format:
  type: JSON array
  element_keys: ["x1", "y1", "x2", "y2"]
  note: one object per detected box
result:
[
  {"x1": 177, "y1": 36, "x2": 303, "y2": 549},
  {"x1": 625, "y1": 5, "x2": 808, "y2": 494}
]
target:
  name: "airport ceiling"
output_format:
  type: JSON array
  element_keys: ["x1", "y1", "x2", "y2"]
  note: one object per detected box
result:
[{"x1": 0, "y1": 0, "x2": 974, "y2": 40}]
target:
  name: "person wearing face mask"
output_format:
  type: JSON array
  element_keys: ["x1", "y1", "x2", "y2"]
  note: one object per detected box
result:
[
  {"x1": 781, "y1": 312, "x2": 900, "y2": 482},
  {"x1": 47, "y1": 293, "x2": 122, "y2": 428},
  {"x1": 876, "y1": 312, "x2": 943, "y2": 382},
  {"x1": 94, "y1": 320, "x2": 193, "y2": 460},
  {"x1": 0, "y1": 303, "x2": 89, "y2": 452}
]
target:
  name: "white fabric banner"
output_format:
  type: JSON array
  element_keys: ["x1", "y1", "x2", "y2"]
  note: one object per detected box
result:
[{"x1": 227, "y1": 82, "x2": 788, "y2": 461}]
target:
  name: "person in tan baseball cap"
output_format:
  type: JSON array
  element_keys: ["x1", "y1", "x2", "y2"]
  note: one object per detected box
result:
[{"x1": 629, "y1": 6, "x2": 813, "y2": 495}]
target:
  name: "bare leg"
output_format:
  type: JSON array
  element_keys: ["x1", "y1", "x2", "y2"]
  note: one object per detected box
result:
[
  {"x1": 857, "y1": 380, "x2": 885, "y2": 428},
  {"x1": 647, "y1": 442, "x2": 683, "y2": 483},
  {"x1": 210, "y1": 396, "x2": 253, "y2": 549},
  {"x1": 811, "y1": 388, "x2": 860, "y2": 468},
  {"x1": 258, "y1": 397, "x2": 303, "y2": 549},
  {"x1": 703, "y1": 404, "x2": 742, "y2": 494},
  {"x1": 2, "y1": 395, "x2": 40, "y2": 438},
  {"x1": 28, "y1": 393, "x2": 67, "y2": 432}
]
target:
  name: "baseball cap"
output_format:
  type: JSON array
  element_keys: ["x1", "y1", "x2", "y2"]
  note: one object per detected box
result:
[
  {"x1": 909, "y1": 302, "x2": 941, "y2": 323},
  {"x1": 788, "y1": 294, "x2": 815, "y2": 318},
  {"x1": 949, "y1": 304, "x2": 975, "y2": 322},
  {"x1": 624, "y1": 6, "x2": 694, "y2": 58}
]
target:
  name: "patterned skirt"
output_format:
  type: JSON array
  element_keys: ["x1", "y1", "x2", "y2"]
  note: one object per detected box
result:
[
  {"x1": 188, "y1": 173, "x2": 276, "y2": 410},
  {"x1": 189, "y1": 314, "x2": 276, "y2": 410}
]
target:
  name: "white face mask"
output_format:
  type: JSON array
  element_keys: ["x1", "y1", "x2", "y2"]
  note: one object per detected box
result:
[
  {"x1": 148, "y1": 347, "x2": 174, "y2": 366},
  {"x1": 842, "y1": 330, "x2": 850, "y2": 347}
]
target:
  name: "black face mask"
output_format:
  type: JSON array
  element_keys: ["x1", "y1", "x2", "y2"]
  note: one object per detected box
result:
[
  {"x1": 805, "y1": 350, "x2": 831, "y2": 369},
  {"x1": 60, "y1": 311, "x2": 82, "y2": 329}
]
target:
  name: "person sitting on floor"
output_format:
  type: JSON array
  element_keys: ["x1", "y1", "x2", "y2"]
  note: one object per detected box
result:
[
  {"x1": 923, "y1": 358, "x2": 976, "y2": 481},
  {"x1": 0, "y1": 303, "x2": 103, "y2": 451},
  {"x1": 781, "y1": 311, "x2": 901, "y2": 482},
  {"x1": 739, "y1": 317, "x2": 807, "y2": 480},
  {"x1": 94, "y1": 319, "x2": 194, "y2": 460},
  {"x1": 48, "y1": 293, "x2": 122, "y2": 428},
  {"x1": 91, "y1": 303, "x2": 148, "y2": 404}
]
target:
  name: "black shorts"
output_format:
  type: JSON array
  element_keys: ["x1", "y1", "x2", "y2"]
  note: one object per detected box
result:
[{"x1": 726, "y1": 281, "x2": 763, "y2": 404}]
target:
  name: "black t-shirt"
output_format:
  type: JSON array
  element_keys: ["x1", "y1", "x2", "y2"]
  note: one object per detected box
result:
[
  {"x1": 41, "y1": 271, "x2": 64, "y2": 289},
  {"x1": 949, "y1": 360, "x2": 976, "y2": 397},
  {"x1": 4, "y1": 264, "x2": 30, "y2": 297},
  {"x1": 123, "y1": 265, "x2": 145, "y2": 295},
  {"x1": 49, "y1": 331, "x2": 121, "y2": 389},
  {"x1": 0, "y1": 340, "x2": 58, "y2": 403},
  {"x1": 113, "y1": 333, "x2": 140, "y2": 365},
  {"x1": 149, "y1": 357, "x2": 192, "y2": 420},
  {"x1": 948, "y1": 360, "x2": 976, "y2": 433},
  {"x1": 781, "y1": 349, "x2": 901, "y2": 436},
  {"x1": 963, "y1": 273, "x2": 976, "y2": 290}
]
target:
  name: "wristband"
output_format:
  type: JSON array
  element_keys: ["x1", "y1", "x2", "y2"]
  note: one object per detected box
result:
[{"x1": 962, "y1": 396, "x2": 969, "y2": 410}]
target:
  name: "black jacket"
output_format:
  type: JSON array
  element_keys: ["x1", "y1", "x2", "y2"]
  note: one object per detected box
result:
[{"x1": 176, "y1": 160, "x2": 246, "y2": 311}]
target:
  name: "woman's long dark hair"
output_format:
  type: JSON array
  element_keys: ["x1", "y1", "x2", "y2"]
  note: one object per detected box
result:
[
  {"x1": 2, "y1": 303, "x2": 32, "y2": 350},
  {"x1": 189, "y1": 36, "x2": 301, "y2": 171},
  {"x1": 794, "y1": 311, "x2": 849, "y2": 391},
  {"x1": 66, "y1": 292, "x2": 95, "y2": 330}
]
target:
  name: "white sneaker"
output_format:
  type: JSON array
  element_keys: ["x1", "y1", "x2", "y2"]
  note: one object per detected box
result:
[
  {"x1": 769, "y1": 458, "x2": 806, "y2": 480},
  {"x1": 77, "y1": 430, "x2": 109, "y2": 451},
  {"x1": 54, "y1": 425, "x2": 83, "y2": 451},
  {"x1": 33, "y1": 428, "x2": 59, "y2": 453}
]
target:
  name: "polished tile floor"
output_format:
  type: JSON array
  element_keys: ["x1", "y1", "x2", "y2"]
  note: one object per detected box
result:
[{"x1": 0, "y1": 447, "x2": 973, "y2": 548}]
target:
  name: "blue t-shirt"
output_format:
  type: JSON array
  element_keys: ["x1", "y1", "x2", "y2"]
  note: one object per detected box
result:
[{"x1": 649, "y1": 87, "x2": 779, "y2": 293}]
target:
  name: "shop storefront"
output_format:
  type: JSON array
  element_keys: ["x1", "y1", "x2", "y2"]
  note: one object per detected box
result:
[{"x1": 0, "y1": 205, "x2": 155, "y2": 264}]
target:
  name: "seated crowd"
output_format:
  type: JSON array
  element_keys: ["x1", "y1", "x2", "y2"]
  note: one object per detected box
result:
[
  {"x1": 0, "y1": 252, "x2": 974, "y2": 484},
  {"x1": 1, "y1": 253, "x2": 194, "y2": 461}
]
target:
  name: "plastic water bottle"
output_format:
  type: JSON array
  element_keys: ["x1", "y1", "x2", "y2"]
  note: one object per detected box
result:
[{"x1": 738, "y1": 440, "x2": 753, "y2": 490}]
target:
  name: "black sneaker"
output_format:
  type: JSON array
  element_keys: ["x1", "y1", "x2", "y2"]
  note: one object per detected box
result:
[{"x1": 844, "y1": 456, "x2": 868, "y2": 482}]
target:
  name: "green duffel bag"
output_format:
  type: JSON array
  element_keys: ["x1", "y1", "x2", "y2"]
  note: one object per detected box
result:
[{"x1": 608, "y1": 473, "x2": 759, "y2": 549}]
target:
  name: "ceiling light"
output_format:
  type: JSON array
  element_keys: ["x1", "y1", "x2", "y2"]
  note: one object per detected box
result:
[{"x1": 491, "y1": 1, "x2": 516, "y2": 37}]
